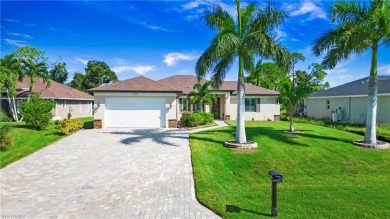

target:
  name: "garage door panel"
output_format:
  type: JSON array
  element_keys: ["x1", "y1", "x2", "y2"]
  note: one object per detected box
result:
[{"x1": 105, "y1": 98, "x2": 166, "y2": 128}]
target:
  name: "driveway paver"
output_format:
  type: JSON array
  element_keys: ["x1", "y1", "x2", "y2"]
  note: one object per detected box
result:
[{"x1": 0, "y1": 128, "x2": 220, "y2": 219}]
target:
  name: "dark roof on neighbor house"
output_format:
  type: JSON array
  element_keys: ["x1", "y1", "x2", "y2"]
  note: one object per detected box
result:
[
  {"x1": 309, "y1": 76, "x2": 390, "y2": 98},
  {"x1": 87, "y1": 76, "x2": 181, "y2": 93},
  {"x1": 158, "y1": 75, "x2": 279, "y2": 95},
  {"x1": 15, "y1": 77, "x2": 93, "y2": 100}
]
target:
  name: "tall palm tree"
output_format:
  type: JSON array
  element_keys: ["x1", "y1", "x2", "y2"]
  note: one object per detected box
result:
[
  {"x1": 312, "y1": 0, "x2": 390, "y2": 145},
  {"x1": 15, "y1": 46, "x2": 51, "y2": 101},
  {"x1": 187, "y1": 81, "x2": 217, "y2": 112},
  {"x1": 196, "y1": 0, "x2": 290, "y2": 143}
]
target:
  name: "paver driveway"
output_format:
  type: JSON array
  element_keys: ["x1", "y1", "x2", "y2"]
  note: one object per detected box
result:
[{"x1": 0, "y1": 129, "x2": 219, "y2": 219}]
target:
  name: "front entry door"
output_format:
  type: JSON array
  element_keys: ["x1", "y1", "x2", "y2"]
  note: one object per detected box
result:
[{"x1": 211, "y1": 98, "x2": 220, "y2": 119}]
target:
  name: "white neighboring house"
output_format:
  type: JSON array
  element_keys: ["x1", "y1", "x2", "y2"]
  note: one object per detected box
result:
[
  {"x1": 0, "y1": 77, "x2": 94, "y2": 120},
  {"x1": 304, "y1": 76, "x2": 390, "y2": 124},
  {"x1": 88, "y1": 75, "x2": 281, "y2": 128}
]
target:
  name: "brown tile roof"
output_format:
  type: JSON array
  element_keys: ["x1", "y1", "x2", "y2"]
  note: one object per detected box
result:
[
  {"x1": 158, "y1": 75, "x2": 208, "y2": 95},
  {"x1": 158, "y1": 75, "x2": 279, "y2": 95},
  {"x1": 87, "y1": 76, "x2": 181, "y2": 93},
  {"x1": 16, "y1": 77, "x2": 93, "y2": 100}
]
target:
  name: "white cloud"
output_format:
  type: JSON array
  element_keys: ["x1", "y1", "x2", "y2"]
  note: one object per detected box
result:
[
  {"x1": 282, "y1": 0, "x2": 327, "y2": 21},
  {"x1": 182, "y1": 0, "x2": 245, "y2": 18},
  {"x1": 112, "y1": 65, "x2": 155, "y2": 75},
  {"x1": 291, "y1": 38, "x2": 300, "y2": 42},
  {"x1": 4, "y1": 39, "x2": 27, "y2": 47},
  {"x1": 163, "y1": 52, "x2": 196, "y2": 67},
  {"x1": 11, "y1": 32, "x2": 34, "y2": 40},
  {"x1": 378, "y1": 64, "x2": 390, "y2": 75},
  {"x1": 274, "y1": 27, "x2": 287, "y2": 40},
  {"x1": 75, "y1": 57, "x2": 89, "y2": 65}
]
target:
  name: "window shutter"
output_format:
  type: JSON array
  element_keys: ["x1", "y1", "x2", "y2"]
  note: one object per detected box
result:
[
  {"x1": 256, "y1": 98, "x2": 260, "y2": 112},
  {"x1": 179, "y1": 98, "x2": 182, "y2": 112}
]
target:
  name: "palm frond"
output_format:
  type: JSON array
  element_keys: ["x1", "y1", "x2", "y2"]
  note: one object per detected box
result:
[{"x1": 204, "y1": 4, "x2": 235, "y2": 32}]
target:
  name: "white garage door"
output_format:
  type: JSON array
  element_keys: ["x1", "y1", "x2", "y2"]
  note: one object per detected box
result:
[{"x1": 105, "y1": 98, "x2": 166, "y2": 128}]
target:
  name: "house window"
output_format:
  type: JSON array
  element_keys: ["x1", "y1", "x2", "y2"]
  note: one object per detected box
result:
[
  {"x1": 62, "y1": 100, "x2": 66, "y2": 109},
  {"x1": 179, "y1": 98, "x2": 189, "y2": 112},
  {"x1": 326, "y1": 100, "x2": 330, "y2": 110},
  {"x1": 245, "y1": 98, "x2": 259, "y2": 112},
  {"x1": 192, "y1": 104, "x2": 201, "y2": 112}
]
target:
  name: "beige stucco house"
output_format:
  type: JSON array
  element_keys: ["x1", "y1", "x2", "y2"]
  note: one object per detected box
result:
[
  {"x1": 0, "y1": 77, "x2": 94, "y2": 119},
  {"x1": 304, "y1": 76, "x2": 390, "y2": 124},
  {"x1": 88, "y1": 75, "x2": 280, "y2": 128}
]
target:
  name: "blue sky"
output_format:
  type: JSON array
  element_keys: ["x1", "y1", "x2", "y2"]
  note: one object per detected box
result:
[{"x1": 1, "y1": 0, "x2": 389, "y2": 87}]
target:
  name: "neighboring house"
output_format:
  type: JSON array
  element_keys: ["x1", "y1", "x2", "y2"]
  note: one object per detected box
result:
[
  {"x1": 304, "y1": 76, "x2": 390, "y2": 124},
  {"x1": 88, "y1": 75, "x2": 280, "y2": 128},
  {"x1": 0, "y1": 77, "x2": 94, "y2": 120}
]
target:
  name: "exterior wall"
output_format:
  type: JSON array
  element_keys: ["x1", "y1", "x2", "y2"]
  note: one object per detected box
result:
[
  {"x1": 306, "y1": 95, "x2": 390, "y2": 124},
  {"x1": 226, "y1": 96, "x2": 280, "y2": 121},
  {"x1": 52, "y1": 99, "x2": 92, "y2": 120},
  {"x1": 93, "y1": 92, "x2": 178, "y2": 128}
]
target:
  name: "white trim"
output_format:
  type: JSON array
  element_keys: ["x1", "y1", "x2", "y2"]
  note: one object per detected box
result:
[
  {"x1": 309, "y1": 93, "x2": 390, "y2": 99},
  {"x1": 94, "y1": 92, "x2": 177, "y2": 97}
]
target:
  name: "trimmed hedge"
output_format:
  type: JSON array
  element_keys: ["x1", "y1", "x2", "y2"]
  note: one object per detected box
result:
[
  {"x1": 56, "y1": 119, "x2": 83, "y2": 135},
  {"x1": 0, "y1": 125, "x2": 13, "y2": 151},
  {"x1": 180, "y1": 112, "x2": 214, "y2": 127}
]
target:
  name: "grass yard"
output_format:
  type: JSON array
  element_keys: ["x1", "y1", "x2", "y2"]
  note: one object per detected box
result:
[
  {"x1": 190, "y1": 121, "x2": 390, "y2": 218},
  {"x1": 0, "y1": 122, "x2": 63, "y2": 168},
  {"x1": 0, "y1": 117, "x2": 94, "y2": 168}
]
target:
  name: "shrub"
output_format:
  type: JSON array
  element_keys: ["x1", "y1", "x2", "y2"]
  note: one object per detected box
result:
[
  {"x1": 0, "y1": 125, "x2": 13, "y2": 151},
  {"x1": 20, "y1": 94, "x2": 56, "y2": 129},
  {"x1": 188, "y1": 113, "x2": 204, "y2": 127},
  {"x1": 197, "y1": 111, "x2": 214, "y2": 124},
  {"x1": 0, "y1": 109, "x2": 12, "y2": 122},
  {"x1": 180, "y1": 112, "x2": 192, "y2": 126},
  {"x1": 56, "y1": 118, "x2": 83, "y2": 135}
]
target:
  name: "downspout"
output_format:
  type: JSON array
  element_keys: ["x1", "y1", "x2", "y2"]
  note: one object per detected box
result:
[{"x1": 343, "y1": 97, "x2": 351, "y2": 122}]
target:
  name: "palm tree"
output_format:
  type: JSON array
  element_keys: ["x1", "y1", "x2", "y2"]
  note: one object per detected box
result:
[
  {"x1": 246, "y1": 61, "x2": 288, "y2": 91},
  {"x1": 312, "y1": 0, "x2": 390, "y2": 145},
  {"x1": 0, "y1": 54, "x2": 21, "y2": 121},
  {"x1": 187, "y1": 81, "x2": 217, "y2": 112},
  {"x1": 196, "y1": 0, "x2": 290, "y2": 143},
  {"x1": 15, "y1": 46, "x2": 51, "y2": 101}
]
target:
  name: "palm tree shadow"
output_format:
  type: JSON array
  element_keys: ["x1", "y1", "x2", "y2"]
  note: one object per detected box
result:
[
  {"x1": 226, "y1": 205, "x2": 271, "y2": 217},
  {"x1": 102, "y1": 128, "x2": 188, "y2": 147}
]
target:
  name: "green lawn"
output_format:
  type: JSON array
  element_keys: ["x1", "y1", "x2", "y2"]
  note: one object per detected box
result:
[
  {"x1": 190, "y1": 121, "x2": 390, "y2": 218},
  {"x1": 0, "y1": 117, "x2": 94, "y2": 168}
]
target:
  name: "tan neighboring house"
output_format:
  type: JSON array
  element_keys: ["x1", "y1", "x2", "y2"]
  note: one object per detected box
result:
[
  {"x1": 88, "y1": 75, "x2": 280, "y2": 128},
  {"x1": 304, "y1": 76, "x2": 390, "y2": 124},
  {"x1": 0, "y1": 77, "x2": 94, "y2": 120}
]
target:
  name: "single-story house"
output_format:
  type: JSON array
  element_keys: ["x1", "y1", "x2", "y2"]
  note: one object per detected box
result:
[
  {"x1": 304, "y1": 76, "x2": 390, "y2": 124},
  {"x1": 0, "y1": 77, "x2": 94, "y2": 120},
  {"x1": 88, "y1": 75, "x2": 280, "y2": 128}
]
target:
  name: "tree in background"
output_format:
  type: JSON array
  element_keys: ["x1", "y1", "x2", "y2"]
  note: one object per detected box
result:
[
  {"x1": 246, "y1": 61, "x2": 288, "y2": 91},
  {"x1": 196, "y1": 0, "x2": 290, "y2": 143},
  {"x1": 279, "y1": 62, "x2": 329, "y2": 132},
  {"x1": 83, "y1": 60, "x2": 118, "y2": 90},
  {"x1": 187, "y1": 81, "x2": 217, "y2": 112},
  {"x1": 69, "y1": 72, "x2": 85, "y2": 91},
  {"x1": 312, "y1": 0, "x2": 390, "y2": 145},
  {"x1": 50, "y1": 62, "x2": 68, "y2": 83}
]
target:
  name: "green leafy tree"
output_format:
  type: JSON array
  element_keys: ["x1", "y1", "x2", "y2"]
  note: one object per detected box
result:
[
  {"x1": 0, "y1": 54, "x2": 22, "y2": 121},
  {"x1": 69, "y1": 72, "x2": 85, "y2": 91},
  {"x1": 187, "y1": 81, "x2": 217, "y2": 112},
  {"x1": 83, "y1": 60, "x2": 118, "y2": 90},
  {"x1": 14, "y1": 46, "x2": 51, "y2": 101},
  {"x1": 246, "y1": 61, "x2": 288, "y2": 91},
  {"x1": 50, "y1": 62, "x2": 68, "y2": 83},
  {"x1": 19, "y1": 94, "x2": 55, "y2": 129},
  {"x1": 312, "y1": 0, "x2": 390, "y2": 144},
  {"x1": 196, "y1": 1, "x2": 290, "y2": 143},
  {"x1": 279, "y1": 63, "x2": 329, "y2": 132}
]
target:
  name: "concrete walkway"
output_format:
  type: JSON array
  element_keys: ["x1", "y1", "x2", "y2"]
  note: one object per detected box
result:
[
  {"x1": 0, "y1": 129, "x2": 220, "y2": 219},
  {"x1": 188, "y1": 120, "x2": 228, "y2": 133}
]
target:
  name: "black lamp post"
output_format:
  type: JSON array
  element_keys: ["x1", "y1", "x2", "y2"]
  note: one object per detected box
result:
[{"x1": 268, "y1": 170, "x2": 283, "y2": 217}]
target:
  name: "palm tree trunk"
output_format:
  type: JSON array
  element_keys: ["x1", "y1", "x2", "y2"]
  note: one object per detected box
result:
[
  {"x1": 6, "y1": 89, "x2": 18, "y2": 121},
  {"x1": 364, "y1": 44, "x2": 378, "y2": 144},
  {"x1": 289, "y1": 108, "x2": 294, "y2": 132},
  {"x1": 11, "y1": 96, "x2": 19, "y2": 122},
  {"x1": 236, "y1": 76, "x2": 246, "y2": 143}
]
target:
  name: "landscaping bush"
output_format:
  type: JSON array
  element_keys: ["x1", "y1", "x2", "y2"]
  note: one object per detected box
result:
[
  {"x1": 180, "y1": 112, "x2": 192, "y2": 126},
  {"x1": 188, "y1": 113, "x2": 204, "y2": 127},
  {"x1": 56, "y1": 118, "x2": 83, "y2": 135},
  {"x1": 0, "y1": 109, "x2": 12, "y2": 122},
  {"x1": 0, "y1": 125, "x2": 13, "y2": 151},
  {"x1": 20, "y1": 94, "x2": 55, "y2": 129}
]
